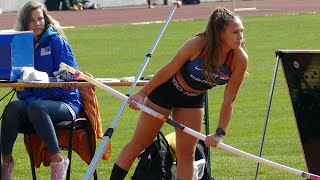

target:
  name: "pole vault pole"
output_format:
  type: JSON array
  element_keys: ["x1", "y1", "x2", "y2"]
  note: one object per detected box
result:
[
  {"x1": 61, "y1": 63, "x2": 320, "y2": 180},
  {"x1": 78, "y1": 1, "x2": 181, "y2": 179}
]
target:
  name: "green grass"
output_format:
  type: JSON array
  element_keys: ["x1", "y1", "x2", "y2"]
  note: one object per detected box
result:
[{"x1": 1, "y1": 13, "x2": 320, "y2": 179}]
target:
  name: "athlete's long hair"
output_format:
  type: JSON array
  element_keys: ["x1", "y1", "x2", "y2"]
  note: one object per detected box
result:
[
  {"x1": 195, "y1": 8, "x2": 244, "y2": 83},
  {"x1": 15, "y1": 0, "x2": 67, "y2": 40}
]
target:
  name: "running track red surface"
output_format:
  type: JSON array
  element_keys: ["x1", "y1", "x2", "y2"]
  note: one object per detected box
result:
[{"x1": 0, "y1": 0, "x2": 319, "y2": 30}]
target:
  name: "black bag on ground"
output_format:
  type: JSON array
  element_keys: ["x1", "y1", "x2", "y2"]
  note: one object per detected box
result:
[
  {"x1": 45, "y1": 0, "x2": 70, "y2": 11},
  {"x1": 45, "y1": 0, "x2": 60, "y2": 11},
  {"x1": 170, "y1": 139, "x2": 213, "y2": 180},
  {"x1": 182, "y1": 0, "x2": 200, "y2": 4},
  {"x1": 195, "y1": 140, "x2": 213, "y2": 180},
  {"x1": 131, "y1": 131, "x2": 173, "y2": 180}
]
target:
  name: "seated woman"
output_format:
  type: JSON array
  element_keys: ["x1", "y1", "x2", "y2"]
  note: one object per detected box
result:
[{"x1": 1, "y1": 1, "x2": 81, "y2": 180}]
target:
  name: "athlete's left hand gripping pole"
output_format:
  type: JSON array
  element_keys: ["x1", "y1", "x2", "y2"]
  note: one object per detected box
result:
[
  {"x1": 75, "y1": 2, "x2": 181, "y2": 179},
  {"x1": 61, "y1": 63, "x2": 320, "y2": 180}
]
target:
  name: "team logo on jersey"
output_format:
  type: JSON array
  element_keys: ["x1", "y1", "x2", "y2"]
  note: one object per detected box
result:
[
  {"x1": 41, "y1": 46, "x2": 51, "y2": 56},
  {"x1": 195, "y1": 66, "x2": 203, "y2": 71}
]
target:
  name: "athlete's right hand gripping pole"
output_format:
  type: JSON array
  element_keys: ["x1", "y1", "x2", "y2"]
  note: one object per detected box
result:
[
  {"x1": 81, "y1": 1, "x2": 181, "y2": 179},
  {"x1": 61, "y1": 63, "x2": 320, "y2": 180}
]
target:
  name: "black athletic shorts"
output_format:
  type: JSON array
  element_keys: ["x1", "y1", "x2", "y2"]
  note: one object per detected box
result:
[{"x1": 147, "y1": 76, "x2": 205, "y2": 109}]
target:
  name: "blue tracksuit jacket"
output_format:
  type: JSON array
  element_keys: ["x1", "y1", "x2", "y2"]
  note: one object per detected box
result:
[{"x1": 17, "y1": 26, "x2": 81, "y2": 115}]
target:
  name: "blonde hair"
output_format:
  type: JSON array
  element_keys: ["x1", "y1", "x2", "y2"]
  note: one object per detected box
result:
[
  {"x1": 195, "y1": 7, "x2": 244, "y2": 82},
  {"x1": 15, "y1": 0, "x2": 67, "y2": 40}
]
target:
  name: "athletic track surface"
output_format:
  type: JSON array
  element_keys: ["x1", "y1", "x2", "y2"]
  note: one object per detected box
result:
[{"x1": 0, "y1": 0, "x2": 319, "y2": 30}]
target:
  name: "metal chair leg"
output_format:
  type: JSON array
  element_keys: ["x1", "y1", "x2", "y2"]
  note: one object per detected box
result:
[
  {"x1": 66, "y1": 120, "x2": 75, "y2": 180},
  {"x1": 85, "y1": 126, "x2": 98, "y2": 180},
  {"x1": 27, "y1": 134, "x2": 37, "y2": 180}
]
